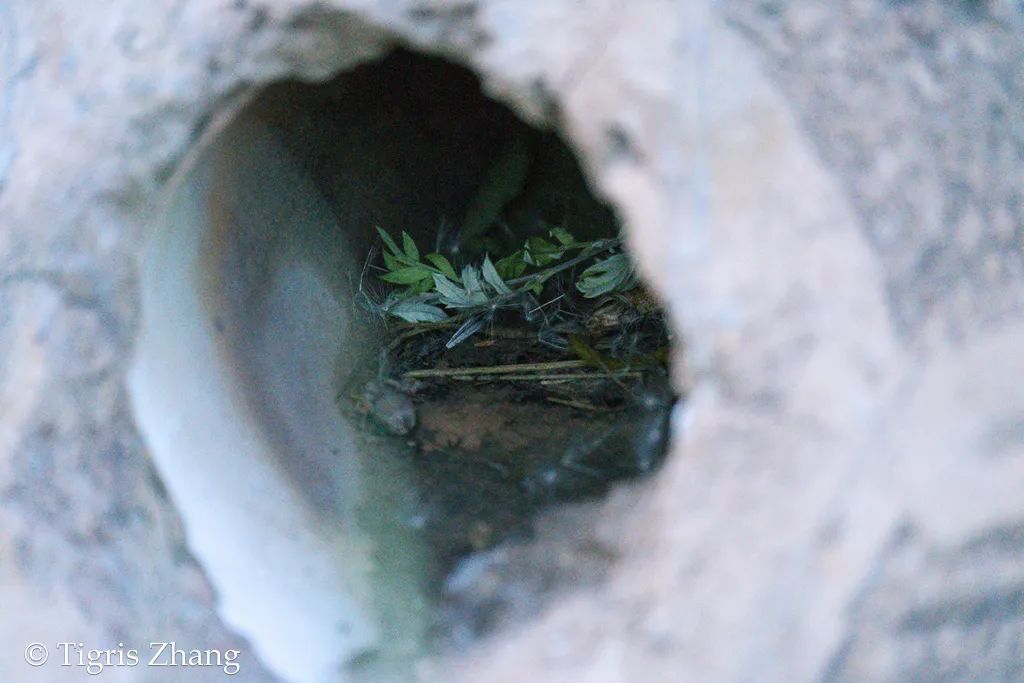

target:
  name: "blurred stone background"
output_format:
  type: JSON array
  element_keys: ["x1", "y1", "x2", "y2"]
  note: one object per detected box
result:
[{"x1": 0, "y1": 0, "x2": 1022, "y2": 681}]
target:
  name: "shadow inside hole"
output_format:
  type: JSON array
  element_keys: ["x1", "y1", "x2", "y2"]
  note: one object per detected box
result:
[{"x1": 221, "y1": 49, "x2": 675, "y2": 662}]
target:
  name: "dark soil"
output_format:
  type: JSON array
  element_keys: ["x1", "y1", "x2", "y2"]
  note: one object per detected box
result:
[{"x1": 342, "y1": 301, "x2": 676, "y2": 645}]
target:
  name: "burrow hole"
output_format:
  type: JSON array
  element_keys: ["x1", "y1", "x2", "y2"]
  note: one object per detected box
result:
[{"x1": 132, "y1": 49, "x2": 678, "y2": 681}]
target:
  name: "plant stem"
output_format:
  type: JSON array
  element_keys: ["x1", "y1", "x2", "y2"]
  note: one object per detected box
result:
[
  {"x1": 448, "y1": 371, "x2": 640, "y2": 382},
  {"x1": 545, "y1": 397, "x2": 608, "y2": 411},
  {"x1": 505, "y1": 238, "x2": 619, "y2": 288},
  {"x1": 402, "y1": 359, "x2": 587, "y2": 379}
]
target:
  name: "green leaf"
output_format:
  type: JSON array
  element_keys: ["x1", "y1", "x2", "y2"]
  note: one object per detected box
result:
[
  {"x1": 388, "y1": 300, "x2": 448, "y2": 323},
  {"x1": 376, "y1": 226, "x2": 402, "y2": 256},
  {"x1": 433, "y1": 274, "x2": 488, "y2": 308},
  {"x1": 410, "y1": 277, "x2": 434, "y2": 294},
  {"x1": 550, "y1": 227, "x2": 575, "y2": 246},
  {"x1": 527, "y1": 236, "x2": 558, "y2": 253},
  {"x1": 402, "y1": 231, "x2": 420, "y2": 261},
  {"x1": 432, "y1": 273, "x2": 464, "y2": 300},
  {"x1": 382, "y1": 251, "x2": 403, "y2": 273},
  {"x1": 461, "y1": 265, "x2": 482, "y2": 295},
  {"x1": 576, "y1": 253, "x2": 636, "y2": 298},
  {"x1": 481, "y1": 255, "x2": 511, "y2": 294},
  {"x1": 385, "y1": 251, "x2": 421, "y2": 269},
  {"x1": 425, "y1": 253, "x2": 458, "y2": 280},
  {"x1": 495, "y1": 251, "x2": 526, "y2": 280},
  {"x1": 525, "y1": 236, "x2": 563, "y2": 266},
  {"x1": 381, "y1": 266, "x2": 433, "y2": 285}
]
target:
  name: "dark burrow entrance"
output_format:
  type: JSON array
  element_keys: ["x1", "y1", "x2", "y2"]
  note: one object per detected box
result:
[
  {"x1": 328, "y1": 50, "x2": 677, "y2": 647},
  {"x1": 132, "y1": 47, "x2": 677, "y2": 680}
]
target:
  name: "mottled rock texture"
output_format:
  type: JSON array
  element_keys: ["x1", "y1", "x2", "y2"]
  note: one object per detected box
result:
[{"x1": 1, "y1": 0, "x2": 1022, "y2": 681}]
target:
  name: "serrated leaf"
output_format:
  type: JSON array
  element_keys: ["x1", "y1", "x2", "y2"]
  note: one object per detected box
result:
[
  {"x1": 388, "y1": 300, "x2": 449, "y2": 323},
  {"x1": 525, "y1": 236, "x2": 563, "y2": 266},
  {"x1": 495, "y1": 250, "x2": 526, "y2": 280},
  {"x1": 382, "y1": 251, "x2": 402, "y2": 272},
  {"x1": 550, "y1": 227, "x2": 575, "y2": 246},
  {"x1": 381, "y1": 266, "x2": 433, "y2": 285},
  {"x1": 376, "y1": 226, "x2": 402, "y2": 256},
  {"x1": 527, "y1": 236, "x2": 559, "y2": 253},
  {"x1": 386, "y1": 252, "x2": 421, "y2": 268},
  {"x1": 433, "y1": 274, "x2": 488, "y2": 308},
  {"x1": 576, "y1": 253, "x2": 636, "y2": 298},
  {"x1": 432, "y1": 273, "x2": 465, "y2": 300},
  {"x1": 425, "y1": 253, "x2": 458, "y2": 280},
  {"x1": 402, "y1": 231, "x2": 420, "y2": 261},
  {"x1": 461, "y1": 265, "x2": 482, "y2": 295},
  {"x1": 411, "y1": 277, "x2": 434, "y2": 294},
  {"x1": 481, "y1": 255, "x2": 511, "y2": 294}
]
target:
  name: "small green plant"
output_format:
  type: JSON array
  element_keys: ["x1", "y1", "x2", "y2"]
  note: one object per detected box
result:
[
  {"x1": 575, "y1": 253, "x2": 637, "y2": 299},
  {"x1": 365, "y1": 226, "x2": 638, "y2": 347}
]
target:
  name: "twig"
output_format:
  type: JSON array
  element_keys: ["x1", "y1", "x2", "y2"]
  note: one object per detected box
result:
[
  {"x1": 529, "y1": 293, "x2": 566, "y2": 315},
  {"x1": 545, "y1": 397, "x2": 608, "y2": 411},
  {"x1": 447, "y1": 372, "x2": 634, "y2": 382},
  {"x1": 402, "y1": 359, "x2": 587, "y2": 379},
  {"x1": 538, "y1": 372, "x2": 640, "y2": 382}
]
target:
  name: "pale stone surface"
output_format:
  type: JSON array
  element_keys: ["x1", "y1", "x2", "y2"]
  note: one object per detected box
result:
[{"x1": 0, "y1": 1, "x2": 1021, "y2": 682}]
